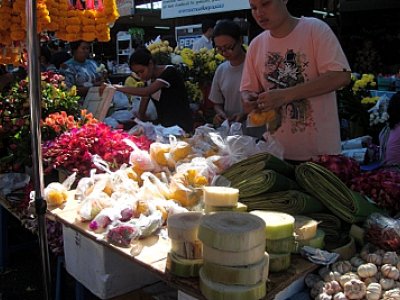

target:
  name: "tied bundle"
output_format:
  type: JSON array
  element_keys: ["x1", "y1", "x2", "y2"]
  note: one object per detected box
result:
[
  {"x1": 233, "y1": 169, "x2": 299, "y2": 198},
  {"x1": 221, "y1": 152, "x2": 295, "y2": 182},
  {"x1": 241, "y1": 190, "x2": 325, "y2": 215},
  {"x1": 295, "y1": 162, "x2": 384, "y2": 224}
]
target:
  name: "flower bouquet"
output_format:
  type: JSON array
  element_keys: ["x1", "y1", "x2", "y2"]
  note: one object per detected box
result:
[
  {"x1": 0, "y1": 71, "x2": 81, "y2": 172},
  {"x1": 337, "y1": 73, "x2": 379, "y2": 139}
]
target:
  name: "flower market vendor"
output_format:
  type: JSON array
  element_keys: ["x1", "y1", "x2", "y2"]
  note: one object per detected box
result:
[
  {"x1": 64, "y1": 40, "x2": 105, "y2": 97},
  {"x1": 209, "y1": 19, "x2": 265, "y2": 139},
  {"x1": 240, "y1": 0, "x2": 351, "y2": 162},
  {"x1": 110, "y1": 47, "x2": 194, "y2": 133}
]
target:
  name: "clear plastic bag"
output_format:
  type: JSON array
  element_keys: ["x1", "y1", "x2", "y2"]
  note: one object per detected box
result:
[{"x1": 364, "y1": 213, "x2": 400, "y2": 250}]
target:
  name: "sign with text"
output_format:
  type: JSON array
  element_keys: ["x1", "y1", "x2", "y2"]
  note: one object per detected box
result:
[{"x1": 161, "y1": 0, "x2": 250, "y2": 19}]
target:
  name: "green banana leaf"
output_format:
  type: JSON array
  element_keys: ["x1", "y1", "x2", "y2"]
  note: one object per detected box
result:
[
  {"x1": 295, "y1": 162, "x2": 385, "y2": 224},
  {"x1": 232, "y1": 170, "x2": 299, "y2": 198},
  {"x1": 240, "y1": 190, "x2": 325, "y2": 215},
  {"x1": 222, "y1": 152, "x2": 295, "y2": 181}
]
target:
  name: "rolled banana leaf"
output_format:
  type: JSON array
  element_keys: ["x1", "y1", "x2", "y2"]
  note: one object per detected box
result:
[
  {"x1": 306, "y1": 213, "x2": 343, "y2": 241},
  {"x1": 222, "y1": 153, "x2": 295, "y2": 182},
  {"x1": 233, "y1": 170, "x2": 299, "y2": 198},
  {"x1": 295, "y1": 162, "x2": 385, "y2": 224},
  {"x1": 240, "y1": 190, "x2": 325, "y2": 215}
]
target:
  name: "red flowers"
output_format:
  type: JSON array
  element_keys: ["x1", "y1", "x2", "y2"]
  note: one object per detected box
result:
[{"x1": 42, "y1": 122, "x2": 152, "y2": 176}]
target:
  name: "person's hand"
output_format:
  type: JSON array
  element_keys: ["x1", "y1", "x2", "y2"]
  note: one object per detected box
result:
[
  {"x1": 213, "y1": 113, "x2": 227, "y2": 126},
  {"x1": 229, "y1": 113, "x2": 245, "y2": 123},
  {"x1": 257, "y1": 89, "x2": 288, "y2": 111},
  {"x1": 242, "y1": 91, "x2": 259, "y2": 114}
]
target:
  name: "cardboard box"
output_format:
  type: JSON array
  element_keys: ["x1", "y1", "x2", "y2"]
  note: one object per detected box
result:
[{"x1": 63, "y1": 225, "x2": 159, "y2": 299}]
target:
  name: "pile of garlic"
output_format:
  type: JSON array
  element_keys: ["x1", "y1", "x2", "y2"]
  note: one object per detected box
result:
[{"x1": 306, "y1": 243, "x2": 400, "y2": 300}]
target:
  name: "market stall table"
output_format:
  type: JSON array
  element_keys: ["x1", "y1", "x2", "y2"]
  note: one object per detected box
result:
[{"x1": 46, "y1": 193, "x2": 319, "y2": 300}]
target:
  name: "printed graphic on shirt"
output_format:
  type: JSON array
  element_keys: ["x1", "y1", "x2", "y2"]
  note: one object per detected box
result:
[{"x1": 264, "y1": 49, "x2": 313, "y2": 134}]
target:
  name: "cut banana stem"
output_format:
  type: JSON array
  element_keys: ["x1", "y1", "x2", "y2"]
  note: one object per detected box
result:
[
  {"x1": 199, "y1": 268, "x2": 267, "y2": 300},
  {"x1": 204, "y1": 202, "x2": 248, "y2": 214},
  {"x1": 269, "y1": 252, "x2": 291, "y2": 273},
  {"x1": 203, "y1": 242, "x2": 266, "y2": 267},
  {"x1": 166, "y1": 252, "x2": 203, "y2": 278},
  {"x1": 294, "y1": 215, "x2": 319, "y2": 240},
  {"x1": 250, "y1": 210, "x2": 295, "y2": 240},
  {"x1": 294, "y1": 228, "x2": 325, "y2": 253},
  {"x1": 266, "y1": 236, "x2": 296, "y2": 254},
  {"x1": 203, "y1": 186, "x2": 239, "y2": 207},
  {"x1": 167, "y1": 211, "x2": 204, "y2": 242},
  {"x1": 202, "y1": 252, "x2": 269, "y2": 285},
  {"x1": 198, "y1": 211, "x2": 266, "y2": 252},
  {"x1": 170, "y1": 238, "x2": 203, "y2": 259}
]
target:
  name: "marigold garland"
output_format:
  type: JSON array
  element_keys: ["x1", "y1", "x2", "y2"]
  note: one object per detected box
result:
[{"x1": 0, "y1": 0, "x2": 119, "y2": 64}]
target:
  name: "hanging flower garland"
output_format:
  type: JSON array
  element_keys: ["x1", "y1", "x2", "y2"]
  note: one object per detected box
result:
[
  {"x1": 54, "y1": 0, "x2": 119, "y2": 42},
  {"x1": 0, "y1": 0, "x2": 119, "y2": 65}
]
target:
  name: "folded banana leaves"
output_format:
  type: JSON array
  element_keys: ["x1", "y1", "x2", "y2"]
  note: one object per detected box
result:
[
  {"x1": 306, "y1": 212, "x2": 343, "y2": 241},
  {"x1": 295, "y1": 162, "x2": 385, "y2": 224},
  {"x1": 240, "y1": 190, "x2": 325, "y2": 215},
  {"x1": 222, "y1": 152, "x2": 295, "y2": 182},
  {"x1": 232, "y1": 169, "x2": 299, "y2": 198}
]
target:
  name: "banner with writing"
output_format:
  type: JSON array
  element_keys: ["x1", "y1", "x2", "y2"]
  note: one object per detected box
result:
[{"x1": 161, "y1": 0, "x2": 250, "y2": 19}]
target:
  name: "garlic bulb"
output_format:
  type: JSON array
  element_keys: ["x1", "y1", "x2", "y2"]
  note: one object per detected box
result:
[
  {"x1": 320, "y1": 266, "x2": 334, "y2": 282},
  {"x1": 366, "y1": 282, "x2": 382, "y2": 300},
  {"x1": 339, "y1": 273, "x2": 360, "y2": 288},
  {"x1": 332, "y1": 261, "x2": 353, "y2": 274},
  {"x1": 350, "y1": 256, "x2": 365, "y2": 268},
  {"x1": 333, "y1": 292, "x2": 347, "y2": 300},
  {"x1": 315, "y1": 292, "x2": 333, "y2": 300},
  {"x1": 381, "y1": 264, "x2": 400, "y2": 280},
  {"x1": 380, "y1": 278, "x2": 395, "y2": 290},
  {"x1": 367, "y1": 253, "x2": 383, "y2": 266},
  {"x1": 324, "y1": 281, "x2": 342, "y2": 295},
  {"x1": 383, "y1": 288, "x2": 400, "y2": 299},
  {"x1": 382, "y1": 252, "x2": 399, "y2": 266},
  {"x1": 311, "y1": 281, "x2": 326, "y2": 298},
  {"x1": 357, "y1": 263, "x2": 378, "y2": 278},
  {"x1": 343, "y1": 279, "x2": 366, "y2": 299},
  {"x1": 305, "y1": 273, "x2": 323, "y2": 289}
]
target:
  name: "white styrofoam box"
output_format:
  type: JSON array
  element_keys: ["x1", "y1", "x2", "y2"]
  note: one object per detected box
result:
[
  {"x1": 63, "y1": 225, "x2": 159, "y2": 300},
  {"x1": 178, "y1": 290, "x2": 199, "y2": 300}
]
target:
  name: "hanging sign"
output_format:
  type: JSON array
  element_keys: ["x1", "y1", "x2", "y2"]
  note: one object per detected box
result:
[{"x1": 161, "y1": 0, "x2": 250, "y2": 19}]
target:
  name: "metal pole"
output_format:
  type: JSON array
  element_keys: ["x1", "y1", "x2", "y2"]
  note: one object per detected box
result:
[{"x1": 26, "y1": 1, "x2": 52, "y2": 299}]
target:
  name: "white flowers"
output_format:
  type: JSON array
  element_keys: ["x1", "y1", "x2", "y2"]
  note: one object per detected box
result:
[{"x1": 368, "y1": 95, "x2": 390, "y2": 126}]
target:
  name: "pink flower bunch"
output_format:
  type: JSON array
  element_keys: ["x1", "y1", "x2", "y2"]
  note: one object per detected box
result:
[{"x1": 42, "y1": 122, "x2": 152, "y2": 176}]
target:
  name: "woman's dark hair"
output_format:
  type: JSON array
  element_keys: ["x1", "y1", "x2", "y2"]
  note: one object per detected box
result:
[
  {"x1": 40, "y1": 45, "x2": 52, "y2": 63},
  {"x1": 69, "y1": 40, "x2": 88, "y2": 54},
  {"x1": 129, "y1": 46, "x2": 153, "y2": 66},
  {"x1": 213, "y1": 19, "x2": 241, "y2": 41},
  {"x1": 387, "y1": 91, "x2": 400, "y2": 129}
]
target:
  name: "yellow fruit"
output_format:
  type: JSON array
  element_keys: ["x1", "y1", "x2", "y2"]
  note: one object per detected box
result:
[
  {"x1": 47, "y1": 190, "x2": 67, "y2": 206},
  {"x1": 136, "y1": 200, "x2": 150, "y2": 217},
  {"x1": 170, "y1": 189, "x2": 202, "y2": 208},
  {"x1": 248, "y1": 110, "x2": 276, "y2": 126},
  {"x1": 150, "y1": 143, "x2": 171, "y2": 166},
  {"x1": 170, "y1": 141, "x2": 191, "y2": 162}
]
